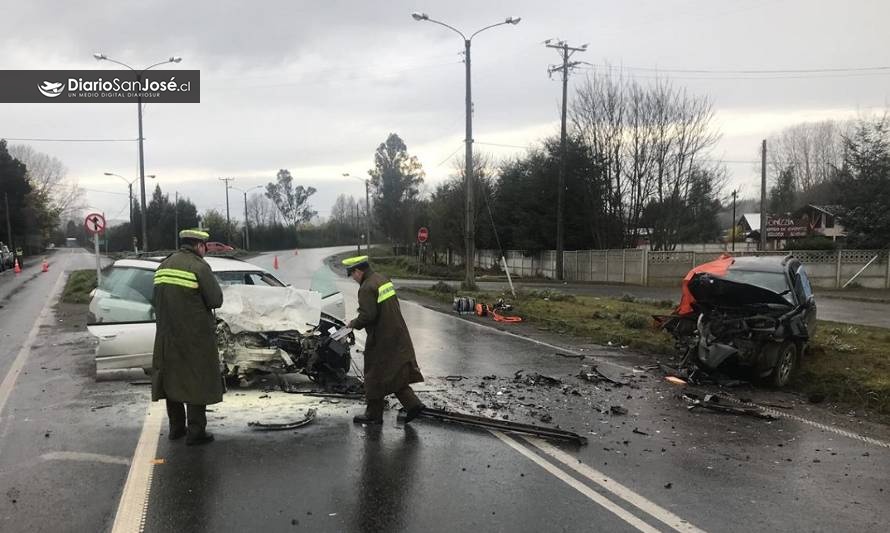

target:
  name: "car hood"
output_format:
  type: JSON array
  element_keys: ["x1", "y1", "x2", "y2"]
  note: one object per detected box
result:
[
  {"x1": 217, "y1": 285, "x2": 322, "y2": 334},
  {"x1": 687, "y1": 273, "x2": 793, "y2": 308}
]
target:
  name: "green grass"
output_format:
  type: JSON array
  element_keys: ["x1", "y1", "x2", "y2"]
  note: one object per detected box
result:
[
  {"x1": 795, "y1": 322, "x2": 890, "y2": 414},
  {"x1": 62, "y1": 270, "x2": 97, "y2": 304},
  {"x1": 409, "y1": 285, "x2": 890, "y2": 416},
  {"x1": 328, "y1": 247, "x2": 495, "y2": 280}
]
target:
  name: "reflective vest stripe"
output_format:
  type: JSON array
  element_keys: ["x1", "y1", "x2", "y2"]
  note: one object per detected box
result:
[
  {"x1": 377, "y1": 282, "x2": 396, "y2": 303},
  {"x1": 154, "y1": 276, "x2": 199, "y2": 289},
  {"x1": 155, "y1": 268, "x2": 197, "y2": 282}
]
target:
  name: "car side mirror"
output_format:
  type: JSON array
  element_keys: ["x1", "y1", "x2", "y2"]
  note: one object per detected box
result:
[{"x1": 806, "y1": 295, "x2": 815, "y2": 307}]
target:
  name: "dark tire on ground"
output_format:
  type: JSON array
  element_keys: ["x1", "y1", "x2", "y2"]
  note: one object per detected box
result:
[{"x1": 769, "y1": 341, "x2": 798, "y2": 388}]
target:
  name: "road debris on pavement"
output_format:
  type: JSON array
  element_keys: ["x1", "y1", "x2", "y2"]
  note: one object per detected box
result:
[
  {"x1": 248, "y1": 408, "x2": 317, "y2": 431},
  {"x1": 409, "y1": 406, "x2": 587, "y2": 445},
  {"x1": 682, "y1": 393, "x2": 776, "y2": 420},
  {"x1": 578, "y1": 365, "x2": 630, "y2": 387}
]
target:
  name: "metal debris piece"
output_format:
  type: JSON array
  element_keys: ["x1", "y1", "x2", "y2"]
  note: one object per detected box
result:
[
  {"x1": 517, "y1": 373, "x2": 562, "y2": 386},
  {"x1": 445, "y1": 375, "x2": 468, "y2": 382},
  {"x1": 555, "y1": 352, "x2": 585, "y2": 360},
  {"x1": 632, "y1": 428, "x2": 649, "y2": 436},
  {"x1": 410, "y1": 407, "x2": 587, "y2": 445},
  {"x1": 248, "y1": 408, "x2": 317, "y2": 431},
  {"x1": 609, "y1": 405, "x2": 628, "y2": 416},
  {"x1": 682, "y1": 393, "x2": 776, "y2": 420},
  {"x1": 578, "y1": 365, "x2": 629, "y2": 387}
]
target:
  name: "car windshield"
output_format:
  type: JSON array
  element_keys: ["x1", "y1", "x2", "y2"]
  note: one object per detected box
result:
[
  {"x1": 215, "y1": 270, "x2": 286, "y2": 287},
  {"x1": 722, "y1": 269, "x2": 792, "y2": 302},
  {"x1": 310, "y1": 264, "x2": 341, "y2": 298}
]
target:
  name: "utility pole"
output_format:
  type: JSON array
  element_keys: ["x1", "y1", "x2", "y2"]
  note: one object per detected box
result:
[
  {"x1": 364, "y1": 179, "x2": 371, "y2": 253},
  {"x1": 4, "y1": 193, "x2": 12, "y2": 247},
  {"x1": 219, "y1": 177, "x2": 234, "y2": 244},
  {"x1": 242, "y1": 190, "x2": 249, "y2": 250},
  {"x1": 174, "y1": 191, "x2": 179, "y2": 249},
  {"x1": 731, "y1": 189, "x2": 738, "y2": 252},
  {"x1": 760, "y1": 140, "x2": 767, "y2": 251},
  {"x1": 463, "y1": 37, "x2": 476, "y2": 289},
  {"x1": 546, "y1": 39, "x2": 587, "y2": 281}
]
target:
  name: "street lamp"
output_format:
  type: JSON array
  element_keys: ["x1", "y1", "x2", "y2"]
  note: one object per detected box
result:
[
  {"x1": 231, "y1": 185, "x2": 264, "y2": 250},
  {"x1": 343, "y1": 173, "x2": 371, "y2": 253},
  {"x1": 94, "y1": 53, "x2": 182, "y2": 251},
  {"x1": 104, "y1": 172, "x2": 155, "y2": 251},
  {"x1": 412, "y1": 12, "x2": 520, "y2": 289}
]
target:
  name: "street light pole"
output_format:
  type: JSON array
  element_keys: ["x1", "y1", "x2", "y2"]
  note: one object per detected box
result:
[
  {"x1": 232, "y1": 185, "x2": 263, "y2": 251},
  {"x1": 104, "y1": 172, "x2": 154, "y2": 250},
  {"x1": 94, "y1": 53, "x2": 182, "y2": 252},
  {"x1": 412, "y1": 12, "x2": 520, "y2": 289},
  {"x1": 343, "y1": 173, "x2": 373, "y2": 253},
  {"x1": 219, "y1": 177, "x2": 234, "y2": 244}
]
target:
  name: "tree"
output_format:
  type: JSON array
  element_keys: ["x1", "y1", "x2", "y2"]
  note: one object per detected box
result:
[
  {"x1": 265, "y1": 169, "x2": 317, "y2": 240},
  {"x1": 368, "y1": 133, "x2": 424, "y2": 245},
  {"x1": 572, "y1": 68, "x2": 720, "y2": 249},
  {"x1": 246, "y1": 192, "x2": 278, "y2": 227},
  {"x1": 769, "y1": 165, "x2": 796, "y2": 215},
  {"x1": 837, "y1": 116, "x2": 890, "y2": 248},
  {"x1": 0, "y1": 140, "x2": 31, "y2": 248},
  {"x1": 427, "y1": 154, "x2": 497, "y2": 256},
  {"x1": 201, "y1": 209, "x2": 237, "y2": 243},
  {"x1": 768, "y1": 120, "x2": 847, "y2": 197}
]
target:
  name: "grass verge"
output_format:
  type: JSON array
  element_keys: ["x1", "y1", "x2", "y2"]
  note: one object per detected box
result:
[
  {"x1": 62, "y1": 270, "x2": 97, "y2": 304},
  {"x1": 328, "y1": 247, "x2": 496, "y2": 280},
  {"x1": 408, "y1": 283, "x2": 890, "y2": 416}
]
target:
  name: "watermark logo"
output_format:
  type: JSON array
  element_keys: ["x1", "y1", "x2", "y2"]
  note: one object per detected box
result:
[
  {"x1": 37, "y1": 80, "x2": 65, "y2": 98},
  {"x1": 0, "y1": 70, "x2": 200, "y2": 103}
]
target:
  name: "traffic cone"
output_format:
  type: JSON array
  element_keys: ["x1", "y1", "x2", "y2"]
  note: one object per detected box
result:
[
  {"x1": 14, "y1": 259, "x2": 21, "y2": 274},
  {"x1": 273, "y1": 255, "x2": 279, "y2": 270},
  {"x1": 41, "y1": 258, "x2": 49, "y2": 273}
]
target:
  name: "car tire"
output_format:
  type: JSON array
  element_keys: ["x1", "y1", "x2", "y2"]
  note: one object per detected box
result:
[{"x1": 769, "y1": 341, "x2": 797, "y2": 388}]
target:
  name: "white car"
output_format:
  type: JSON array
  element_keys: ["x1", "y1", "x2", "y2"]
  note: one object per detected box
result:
[{"x1": 87, "y1": 257, "x2": 348, "y2": 377}]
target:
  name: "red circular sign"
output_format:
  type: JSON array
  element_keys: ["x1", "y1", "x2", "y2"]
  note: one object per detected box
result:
[
  {"x1": 84, "y1": 213, "x2": 106, "y2": 235},
  {"x1": 417, "y1": 227, "x2": 429, "y2": 243}
]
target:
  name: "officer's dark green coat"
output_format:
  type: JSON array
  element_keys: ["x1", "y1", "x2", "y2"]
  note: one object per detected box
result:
[
  {"x1": 348, "y1": 269, "x2": 423, "y2": 399},
  {"x1": 151, "y1": 245, "x2": 224, "y2": 405}
]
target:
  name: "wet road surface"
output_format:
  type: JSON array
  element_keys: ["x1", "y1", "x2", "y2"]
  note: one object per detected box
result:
[{"x1": 0, "y1": 247, "x2": 888, "y2": 532}]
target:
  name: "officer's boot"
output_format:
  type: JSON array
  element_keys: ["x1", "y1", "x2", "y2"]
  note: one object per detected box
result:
[
  {"x1": 353, "y1": 399, "x2": 384, "y2": 424},
  {"x1": 395, "y1": 386, "x2": 426, "y2": 423},
  {"x1": 185, "y1": 404, "x2": 214, "y2": 446},
  {"x1": 165, "y1": 400, "x2": 187, "y2": 440}
]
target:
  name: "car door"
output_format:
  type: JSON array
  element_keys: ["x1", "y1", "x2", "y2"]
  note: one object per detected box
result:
[
  {"x1": 794, "y1": 264, "x2": 817, "y2": 334},
  {"x1": 87, "y1": 266, "x2": 158, "y2": 372}
]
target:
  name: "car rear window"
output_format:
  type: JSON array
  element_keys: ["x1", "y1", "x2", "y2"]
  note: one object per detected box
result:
[
  {"x1": 101, "y1": 266, "x2": 156, "y2": 303},
  {"x1": 723, "y1": 269, "x2": 792, "y2": 301}
]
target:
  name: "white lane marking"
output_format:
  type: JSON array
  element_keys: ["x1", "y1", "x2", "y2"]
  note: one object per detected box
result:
[
  {"x1": 527, "y1": 437, "x2": 706, "y2": 533},
  {"x1": 401, "y1": 298, "x2": 636, "y2": 373},
  {"x1": 405, "y1": 299, "x2": 890, "y2": 450},
  {"x1": 493, "y1": 431, "x2": 661, "y2": 533},
  {"x1": 41, "y1": 451, "x2": 130, "y2": 466},
  {"x1": 0, "y1": 257, "x2": 69, "y2": 421},
  {"x1": 111, "y1": 401, "x2": 164, "y2": 533},
  {"x1": 718, "y1": 394, "x2": 890, "y2": 449}
]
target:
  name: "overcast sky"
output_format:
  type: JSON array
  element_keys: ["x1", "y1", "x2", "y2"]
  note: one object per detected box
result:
[{"x1": 2, "y1": 0, "x2": 888, "y2": 226}]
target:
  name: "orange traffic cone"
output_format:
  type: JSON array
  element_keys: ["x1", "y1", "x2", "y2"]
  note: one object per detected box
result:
[
  {"x1": 41, "y1": 258, "x2": 49, "y2": 273},
  {"x1": 273, "y1": 255, "x2": 279, "y2": 270},
  {"x1": 14, "y1": 259, "x2": 21, "y2": 274}
]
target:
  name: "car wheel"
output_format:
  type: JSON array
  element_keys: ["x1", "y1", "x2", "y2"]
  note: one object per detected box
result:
[{"x1": 769, "y1": 342, "x2": 797, "y2": 388}]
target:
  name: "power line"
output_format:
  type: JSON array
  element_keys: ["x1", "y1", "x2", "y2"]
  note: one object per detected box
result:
[
  {"x1": 616, "y1": 65, "x2": 890, "y2": 75},
  {"x1": 435, "y1": 145, "x2": 464, "y2": 167},
  {"x1": 81, "y1": 187, "x2": 129, "y2": 196},
  {"x1": 1, "y1": 137, "x2": 137, "y2": 142}
]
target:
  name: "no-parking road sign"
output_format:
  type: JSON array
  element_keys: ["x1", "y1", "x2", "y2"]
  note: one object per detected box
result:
[{"x1": 84, "y1": 213, "x2": 106, "y2": 235}]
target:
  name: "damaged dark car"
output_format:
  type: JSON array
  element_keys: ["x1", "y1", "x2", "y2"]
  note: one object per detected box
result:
[{"x1": 662, "y1": 255, "x2": 817, "y2": 387}]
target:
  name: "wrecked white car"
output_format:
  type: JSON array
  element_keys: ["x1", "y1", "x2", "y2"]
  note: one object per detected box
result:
[
  {"x1": 87, "y1": 257, "x2": 353, "y2": 388},
  {"x1": 660, "y1": 255, "x2": 817, "y2": 387}
]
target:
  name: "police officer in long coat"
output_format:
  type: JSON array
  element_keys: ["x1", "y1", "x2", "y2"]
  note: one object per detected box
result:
[
  {"x1": 152, "y1": 229, "x2": 224, "y2": 445},
  {"x1": 344, "y1": 256, "x2": 425, "y2": 424}
]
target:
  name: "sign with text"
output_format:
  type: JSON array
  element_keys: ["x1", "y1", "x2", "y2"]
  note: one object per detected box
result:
[{"x1": 766, "y1": 216, "x2": 807, "y2": 239}]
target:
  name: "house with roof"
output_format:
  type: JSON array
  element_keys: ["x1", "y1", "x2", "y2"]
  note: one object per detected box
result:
[
  {"x1": 795, "y1": 204, "x2": 846, "y2": 241},
  {"x1": 736, "y1": 213, "x2": 761, "y2": 240}
]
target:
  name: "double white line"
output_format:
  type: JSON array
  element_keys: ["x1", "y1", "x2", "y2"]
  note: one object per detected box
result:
[{"x1": 494, "y1": 431, "x2": 706, "y2": 533}]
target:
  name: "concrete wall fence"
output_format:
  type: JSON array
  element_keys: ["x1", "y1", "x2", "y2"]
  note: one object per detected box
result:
[{"x1": 463, "y1": 248, "x2": 890, "y2": 289}]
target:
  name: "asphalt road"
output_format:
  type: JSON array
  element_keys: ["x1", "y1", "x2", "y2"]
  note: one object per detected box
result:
[
  {"x1": 0, "y1": 247, "x2": 888, "y2": 532},
  {"x1": 390, "y1": 278, "x2": 890, "y2": 329}
]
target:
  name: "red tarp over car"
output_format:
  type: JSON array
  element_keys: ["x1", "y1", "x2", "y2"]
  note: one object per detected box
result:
[{"x1": 676, "y1": 254, "x2": 734, "y2": 316}]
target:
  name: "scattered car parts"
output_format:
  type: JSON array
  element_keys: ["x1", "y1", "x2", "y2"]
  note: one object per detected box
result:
[{"x1": 248, "y1": 408, "x2": 317, "y2": 431}]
